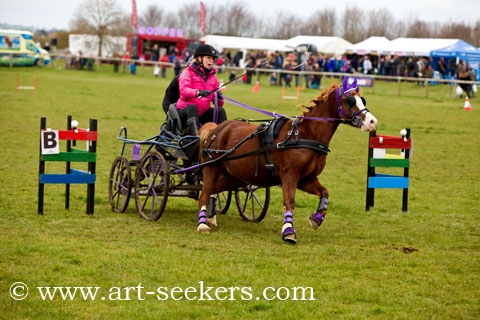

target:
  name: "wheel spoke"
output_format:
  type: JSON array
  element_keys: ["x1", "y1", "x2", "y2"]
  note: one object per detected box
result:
[
  {"x1": 252, "y1": 193, "x2": 264, "y2": 209},
  {"x1": 250, "y1": 192, "x2": 256, "y2": 220},
  {"x1": 242, "y1": 192, "x2": 250, "y2": 212}
]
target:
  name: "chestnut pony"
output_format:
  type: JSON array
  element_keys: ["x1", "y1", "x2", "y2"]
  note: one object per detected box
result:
[{"x1": 197, "y1": 78, "x2": 377, "y2": 244}]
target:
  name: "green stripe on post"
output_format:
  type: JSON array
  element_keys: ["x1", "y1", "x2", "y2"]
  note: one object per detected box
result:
[
  {"x1": 369, "y1": 158, "x2": 410, "y2": 168},
  {"x1": 41, "y1": 152, "x2": 96, "y2": 162}
]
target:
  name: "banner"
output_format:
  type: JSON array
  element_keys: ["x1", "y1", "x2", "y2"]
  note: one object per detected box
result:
[
  {"x1": 132, "y1": 0, "x2": 138, "y2": 29},
  {"x1": 200, "y1": 2, "x2": 206, "y2": 35}
]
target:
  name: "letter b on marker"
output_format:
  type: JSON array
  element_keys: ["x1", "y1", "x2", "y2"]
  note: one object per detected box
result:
[{"x1": 41, "y1": 130, "x2": 59, "y2": 155}]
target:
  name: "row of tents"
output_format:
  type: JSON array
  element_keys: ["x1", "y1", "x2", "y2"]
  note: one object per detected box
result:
[{"x1": 201, "y1": 35, "x2": 480, "y2": 80}]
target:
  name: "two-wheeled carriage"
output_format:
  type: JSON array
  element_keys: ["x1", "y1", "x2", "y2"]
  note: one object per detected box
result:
[{"x1": 108, "y1": 109, "x2": 270, "y2": 222}]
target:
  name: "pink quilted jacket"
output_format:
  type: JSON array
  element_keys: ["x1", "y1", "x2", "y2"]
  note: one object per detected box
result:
[{"x1": 176, "y1": 62, "x2": 224, "y2": 116}]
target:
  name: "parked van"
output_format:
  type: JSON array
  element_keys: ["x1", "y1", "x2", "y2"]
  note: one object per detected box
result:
[{"x1": 0, "y1": 29, "x2": 50, "y2": 66}]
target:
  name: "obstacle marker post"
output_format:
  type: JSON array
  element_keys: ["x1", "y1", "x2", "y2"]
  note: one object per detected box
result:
[
  {"x1": 38, "y1": 115, "x2": 98, "y2": 215},
  {"x1": 366, "y1": 128, "x2": 411, "y2": 212},
  {"x1": 282, "y1": 85, "x2": 301, "y2": 103},
  {"x1": 16, "y1": 74, "x2": 38, "y2": 95}
]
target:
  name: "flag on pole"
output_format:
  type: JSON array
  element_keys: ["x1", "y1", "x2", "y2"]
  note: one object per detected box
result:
[
  {"x1": 132, "y1": 0, "x2": 138, "y2": 29},
  {"x1": 200, "y1": 2, "x2": 206, "y2": 35}
]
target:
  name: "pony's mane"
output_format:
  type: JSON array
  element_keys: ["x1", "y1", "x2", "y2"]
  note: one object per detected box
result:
[{"x1": 298, "y1": 83, "x2": 339, "y2": 116}]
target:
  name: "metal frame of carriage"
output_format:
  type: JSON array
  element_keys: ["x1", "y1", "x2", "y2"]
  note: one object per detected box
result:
[{"x1": 108, "y1": 110, "x2": 270, "y2": 222}]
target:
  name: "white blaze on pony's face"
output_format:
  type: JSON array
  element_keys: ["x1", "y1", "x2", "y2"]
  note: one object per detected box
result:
[{"x1": 354, "y1": 95, "x2": 377, "y2": 132}]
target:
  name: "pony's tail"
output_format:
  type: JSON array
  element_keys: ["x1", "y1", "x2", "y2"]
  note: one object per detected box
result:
[{"x1": 199, "y1": 122, "x2": 218, "y2": 162}]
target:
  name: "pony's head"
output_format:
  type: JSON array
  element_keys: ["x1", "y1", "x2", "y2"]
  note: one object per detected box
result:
[{"x1": 336, "y1": 77, "x2": 377, "y2": 132}]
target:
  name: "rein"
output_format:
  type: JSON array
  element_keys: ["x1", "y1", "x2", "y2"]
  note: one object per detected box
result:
[{"x1": 223, "y1": 96, "x2": 352, "y2": 123}]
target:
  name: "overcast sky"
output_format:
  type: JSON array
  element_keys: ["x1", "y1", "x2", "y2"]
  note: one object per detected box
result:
[{"x1": 1, "y1": 0, "x2": 479, "y2": 30}]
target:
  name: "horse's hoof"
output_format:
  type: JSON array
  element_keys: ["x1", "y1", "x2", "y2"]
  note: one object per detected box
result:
[
  {"x1": 282, "y1": 226, "x2": 296, "y2": 244},
  {"x1": 207, "y1": 215, "x2": 217, "y2": 227},
  {"x1": 309, "y1": 212, "x2": 325, "y2": 230},
  {"x1": 197, "y1": 223, "x2": 211, "y2": 233}
]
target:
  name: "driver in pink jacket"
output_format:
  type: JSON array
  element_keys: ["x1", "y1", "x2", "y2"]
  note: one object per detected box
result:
[{"x1": 177, "y1": 44, "x2": 226, "y2": 136}]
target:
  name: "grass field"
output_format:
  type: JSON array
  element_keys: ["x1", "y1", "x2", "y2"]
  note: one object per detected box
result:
[{"x1": 0, "y1": 65, "x2": 479, "y2": 319}]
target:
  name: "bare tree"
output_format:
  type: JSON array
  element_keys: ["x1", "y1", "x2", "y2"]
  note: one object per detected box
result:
[
  {"x1": 263, "y1": 12, "x2": 302, "y2": 39},
  {"x1": 307, "y1": 8, "x2": 337, "y2": 36},
  {"x1": 176, "y1": 2, "x2": 202, "y2": 39},
  {"x1": 342, "y1": 6, "x2": 366, "y2": 43},
  {"x1": 440, "y1": 21, "x2": 473, "y2": 42},
  {"x1": 139, "y1": 4, "x2": 164, "y2": 27},
  {"x1": 365, "y1": 8, "x2": 395, "y2": 38},
  {"x1": 69, "y1": 0, "x2": 126, "y2": 56},
  {"x1": 214, "y1": 2, "x2": 258, "y2": 37},
  {"x1": 406, "y1": 19, "x2": 433, "y2": 38},
  {"x1": 473, "y1": 20, "x2": 480, "y2": 47}
]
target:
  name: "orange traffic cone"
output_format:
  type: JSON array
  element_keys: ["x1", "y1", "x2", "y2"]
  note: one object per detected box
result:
[
  {"x1": 252, "y1": 81, "x2": 260, "y2": 93},
  {"x1": 464, "y1": 96, "x2": 472, "y2": 110}
]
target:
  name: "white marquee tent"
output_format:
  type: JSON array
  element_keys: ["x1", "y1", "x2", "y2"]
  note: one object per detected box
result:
[
  {"x1": 201, "y1": 35, "x2": 353, "y2": 56},
  {"x1": 200, "y1": 35, "x2": 290, "y2": 52},
  {"x1": 345, "y1": 36, "x2": 391, "y2": 55},
  {"x1": 382, "y1": 38, "x2": 460, "y2": 56},
  {"x1": 285, "y1": 36, "x2": 352, "y2": 56}
]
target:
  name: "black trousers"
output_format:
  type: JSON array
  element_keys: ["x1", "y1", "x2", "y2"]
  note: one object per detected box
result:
[{"x1": 177, "y1": 105, "x2": 227, "y2": 135}]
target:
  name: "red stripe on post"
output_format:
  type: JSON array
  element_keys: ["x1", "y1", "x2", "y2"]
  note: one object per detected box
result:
[
  {"x1": 58, "y1": 130, "x2": 97, "y2": 141},
  {"x1": 370, "y1": 137, "x2": 411, "y2": 149}
]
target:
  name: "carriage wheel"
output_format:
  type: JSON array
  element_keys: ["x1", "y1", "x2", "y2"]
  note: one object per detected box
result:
[
  {"x1": 216, "y1": 191, "x2": 232, "y2": 215},
  {"x1": 134, "y1": 151, "x2": 169, "y2": 221},
  {"x1": 108, "y1": 156, "x2": 132, "y2": 213},
  {"x1": 235, "y1": 185, "x2": 270, "y2": 222}
]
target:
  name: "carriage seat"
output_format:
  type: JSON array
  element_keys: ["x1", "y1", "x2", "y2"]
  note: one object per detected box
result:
[{"x1": 166, "y1": 104, "x2": 183, "y2": 134}]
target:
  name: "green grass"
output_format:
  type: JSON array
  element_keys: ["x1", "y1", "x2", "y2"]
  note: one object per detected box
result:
[{"x1": 0, "y1": 65, "x2": 479, "y2": 319}]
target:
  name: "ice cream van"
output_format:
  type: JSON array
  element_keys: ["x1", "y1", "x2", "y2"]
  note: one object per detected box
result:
[{"x1": 0, "y1": 29, "x2": 50, "y2": 66}]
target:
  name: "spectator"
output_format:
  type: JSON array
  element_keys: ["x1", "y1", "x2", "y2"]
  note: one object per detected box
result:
[
  {"x1": 457, "y1": 60, "x2": 472, "y2": 97},
  {"x1": 65, "y1": 50, "x2": 72, "y2": 70},
  {"x1": 112, "y1": 51, "x2": 120, "y2": 73},
  {"x1": 362, "y1": 56, "x2": 373, "y2": 74},
  {"x1": 153, "y1": 63, "x2": 160, "y2": 77},
  {"x1": 173, "y1": 58, "x2": 182, "y2": 76},
  {"x1": 437, "y1": 57, "x2": 447, "y2": 79},
  {"x1": 159, "y1": 53, "x2": 170, "y2": 78}
]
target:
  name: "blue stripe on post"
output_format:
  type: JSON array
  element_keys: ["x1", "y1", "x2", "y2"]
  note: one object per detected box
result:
[
  {"x1": 368, "y1": 174, "x2": 409, "y2": 188},
  {"x1": 40, "y1": 174, "x2": 96, "y2": 184}
]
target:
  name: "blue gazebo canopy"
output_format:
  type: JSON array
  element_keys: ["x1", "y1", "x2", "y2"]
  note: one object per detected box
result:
[{"x1": 431, "y1": 40, "x2": 480, "y2": 80}]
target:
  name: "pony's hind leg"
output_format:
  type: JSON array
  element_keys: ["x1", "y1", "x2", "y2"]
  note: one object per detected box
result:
[{"x1": 298, "y1": 177, "x2": 329, "y2": 230}]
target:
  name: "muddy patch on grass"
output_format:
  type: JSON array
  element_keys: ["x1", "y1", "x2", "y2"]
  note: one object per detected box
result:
[{"x1": 384, "y1": 244, "x2": 419, "y2": 254}]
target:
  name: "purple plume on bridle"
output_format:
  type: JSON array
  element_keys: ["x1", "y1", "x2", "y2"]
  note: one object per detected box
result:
[
  {"x1": 342, "y1": 76, "x2": 359, "y2": 95},
  {"x1": 336, "y1": 76, "x2": 360, "y2": 118}
]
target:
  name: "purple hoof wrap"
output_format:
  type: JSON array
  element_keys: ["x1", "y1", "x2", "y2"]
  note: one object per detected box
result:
[
  {"x1": 309, "y1": 212, "x2": 325, "y2": 230},
  {"x1": 198, "y1": 210, "x2": 207, "y2": 225},
  {"x1": 311, "y1": 212, "x2": 325, "y2": 224},
  {"x1": 282, "y1": 227, "x2": 296, "y2": 244}
]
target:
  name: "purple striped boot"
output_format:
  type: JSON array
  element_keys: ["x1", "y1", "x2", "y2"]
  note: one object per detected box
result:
[
  {"x1": 282, "y1": 211, "x2": 296, "y2": 244},
  {"x1": 309, "y1": 197, "x2": 327, "y2": 230},
  {"x1": 197, "y1": 209, "x2": 210, "y2": 233}
]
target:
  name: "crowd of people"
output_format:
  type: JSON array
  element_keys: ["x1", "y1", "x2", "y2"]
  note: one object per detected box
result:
[{"x1": 60, "y1": 43, "x2": 477, "y2": 97}]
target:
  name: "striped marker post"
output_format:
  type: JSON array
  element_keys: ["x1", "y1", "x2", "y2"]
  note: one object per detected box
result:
[
  {"x1": 38, "y1": 116, "x2": 98, "y2": 215},
  {"x1": 366, "y1": 128, "x2": 411, "y2": 212}
]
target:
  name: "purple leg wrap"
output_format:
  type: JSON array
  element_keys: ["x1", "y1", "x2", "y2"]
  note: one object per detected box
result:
[
  {"x1": 310, "y1": 212, "x2": 325, "y2": 225},
  {"x1": 283, "y1": 211, "x2": 293, "y2": 224},
  {"x1": 282, "y1": 211, "x2": 296, "y2": 244},
  {"x1": 198, "y1": 210, "x2": 207, "y2": 225}
]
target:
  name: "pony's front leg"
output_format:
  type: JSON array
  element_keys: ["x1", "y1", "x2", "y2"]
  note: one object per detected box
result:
[
  {"x1": 197, "y1": 191, "x2": 211, "y2": 233},
  {"x1": 281, "y1": 180, "x2": 297, "y2": 244},
  {"x1": 299, "y1": 177, "x2": 329, "y2": 230},
  {"x1": 198, "y1": 168, "x2": 217, "y2": 233}
]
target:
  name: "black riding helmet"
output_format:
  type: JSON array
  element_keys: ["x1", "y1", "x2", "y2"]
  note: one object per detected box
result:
[{"x1": 194, "y1": 44, "x2": 218, "y2": 59}]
